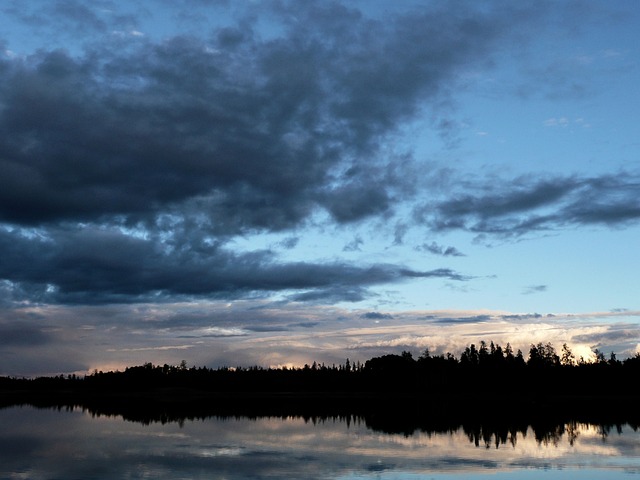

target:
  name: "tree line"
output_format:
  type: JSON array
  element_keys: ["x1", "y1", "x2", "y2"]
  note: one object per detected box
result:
[{"x1": 2, "y1": 341, "x2": 640, "y2": 398}]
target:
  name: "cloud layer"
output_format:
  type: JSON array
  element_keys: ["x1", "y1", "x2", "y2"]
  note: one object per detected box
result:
[
  {"x1": 420, "y1": 174, "x2": 640, "y2": 236},
  {"x1": 0, "y1": 1, "x2": 639, "y2": 375},
  {"x1": 1, "y1": 2, "x2": 638, "y2": 307},
  {"x1": 0, "y1": 1, "x2": 520, "y2": 305}
]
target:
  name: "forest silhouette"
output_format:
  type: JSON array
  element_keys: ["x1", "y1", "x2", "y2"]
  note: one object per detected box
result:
[
  {"x1": 2, "y1": 341, "x2": 640, "y2": 399},
  {"x1": 3, "y1": 341, "x2": 640, "y2": 436}
]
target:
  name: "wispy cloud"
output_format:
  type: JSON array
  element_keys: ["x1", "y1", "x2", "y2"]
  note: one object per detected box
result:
[
  {"x1": 544, "y1": 117, "x2": 590, "y2": 128},
  {"x1": 522, "y1": 285, "x2": 547, "y2": 295},
  {"x1": 361, "y1": 312, "x2": 394, "y2": 320},
  {"x1": 107, "y1": 345, "x2": 194, "y2": 353}
]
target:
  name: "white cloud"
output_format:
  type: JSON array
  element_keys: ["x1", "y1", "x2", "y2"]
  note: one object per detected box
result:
[
  {"x1": 111, "y1": 30, "x2": 144, "y2": 38},
  {"x1": 543, "y1": 117, "x2": 590, "y2": 129},
  {"x1": 544, "y1": 117, "x2": 570, "y2": 127}
]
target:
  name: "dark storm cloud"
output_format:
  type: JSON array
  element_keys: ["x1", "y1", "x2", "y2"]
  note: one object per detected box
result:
[
  {"x1": 0, "y1": 0, "x2": 513, "y2": 305},
  {"x1": 323, "y1": 182, "x2": 392, "y2": 224},
  {"x1": 5, "y1": 1, "x2": 603, "y2": 309},
  {"x1": 418, "y1": 173, "x2": 640, "y2": 235},
  {"x1": 0, "y1": 1, "x2": 510, "y2": 230},
  {"x1": 0, "y1": 227, "x2": 468, "y2": 304}
]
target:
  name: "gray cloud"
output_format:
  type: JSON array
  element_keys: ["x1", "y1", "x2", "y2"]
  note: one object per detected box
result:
[
  {"x1": 0, "y1": 323, "x2": 52, "y2": 347},
  {"x1": 244, "y1": 325, "x2": 290, "y2": 333},
  {"x1": 343, "y1": 235, "x2": 364, "y2": 252},
  {"x1": 572, "y1": 328, "x2": 639, "y2": 345},
  {"x1": 417, "y1": 174, "x2": 640, "y2": 236},
  {"x1": 289, "y1": 321, "x2": 320, "y2": 329},
  {"x1": 0, "y1": 1, "x2": 523, "y2": 307},
  {"x1": 523, "y1": 285, "x2": 548, "y2": 295},
  {"x1": 277, "y1": 236, "x2": 299, "y2": 250},
  {"x1": 0, "y1": 226, "x2": 468, "y2": 305},
  {"x1": 416, "y1": 241, "x2": 465, "y2": 257},
  {"x1": 0, "y1": 2, "x2": 511, "y2": 232},
  {"x1": 393, "y1": 223, "x2": 409, "y2": 246},
  {"x1": 286, "y1": 286, "x2": 371, "y2": 304},
  {"x1": 0, "y1": 2, "x2": 634, "y2": 319},
  {"x1": 398, "y1": 268, "x2": 470, "y2": 282},
  {"x1": 49, "y1": 0, "x2": 109, "y2": 34},
  {"x1": 361, "y1": 312, "x2": 394, "y2": 320},
  {"x1": 3, "y1": 1, "x2": 99, "y2": 32},
  {"x1": 500, "y1": 313, "x2": 550, "y2": 321},
  {"x1": 433, "y1": 315, "x2": 492, "y2": 325}
]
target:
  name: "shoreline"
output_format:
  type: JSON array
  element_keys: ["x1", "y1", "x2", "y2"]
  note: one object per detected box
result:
[{"x1": 2, "y1": 389, "x2": 640, "y2": 426}]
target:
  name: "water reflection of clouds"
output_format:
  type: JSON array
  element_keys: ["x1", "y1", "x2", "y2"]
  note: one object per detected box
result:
[
  {"x1": 197, "y1": 446, "x2": 244, "y2": 457},
  {"x1": 1, "y1": 408, "x2": 640, "y2": 479},
  {"x1": 335, "y1": 429, "x2": 623, "y2": 471}
]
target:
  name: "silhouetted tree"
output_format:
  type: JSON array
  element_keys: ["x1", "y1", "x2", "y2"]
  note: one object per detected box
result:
[
  {"x1": 515, "y1": 349, "x2": 525, "y2": 366},
  {"x1": 504, "y1": 343, "x2": 514, "y2": 361},
  {"x1": 528, "y1": 342, "x2": 560, "y2": 368},
  {"x1": 594, "y1": 349, "x2": 606, "y2": 364},
  {"x1": 561, "y1": 343, "x2": 575, "y2": 366},
  {"x1": 478, "y1": 341, "x2": 489, "y2": 365},
  {"x1": 490, "y1": 343, "x2": 504, "y2": 366},
  {"x1": 608, "y1": 352, "x2": 620, "y2": 367},
  {"x1": 401, "y1": 351, "x2": 414, "y2": 361},
  {"x1": 460, "y1": 344, "x2": 479, "y2": 367}
]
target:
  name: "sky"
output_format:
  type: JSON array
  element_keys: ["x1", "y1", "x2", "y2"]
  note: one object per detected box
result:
[{"x1": 0, "y1": 0, "x2": 639, "y2": 376}]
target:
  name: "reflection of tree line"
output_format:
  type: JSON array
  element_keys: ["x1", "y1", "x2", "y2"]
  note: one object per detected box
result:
[
  {"x1": 460, "y1": 421, "x2": 627, "y2": 449},
  {"x1": 461, "y1": 421, "x2": 618, "y2": 449},
  {"x1": 0, "y1": 397, "x2": 634, "y2": 449}
]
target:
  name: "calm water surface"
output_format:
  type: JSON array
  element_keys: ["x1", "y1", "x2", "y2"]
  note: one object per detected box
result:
[{"x1": 1, "y1": 406, "x2": 640, "y2": 479}]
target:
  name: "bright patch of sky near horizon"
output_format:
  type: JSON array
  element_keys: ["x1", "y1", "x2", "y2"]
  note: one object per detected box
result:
[{"x1": 0, "y1": 0, "x2": 639, "y2": 376}]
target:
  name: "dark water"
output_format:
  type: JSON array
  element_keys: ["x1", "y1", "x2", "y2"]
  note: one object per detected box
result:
[{"x1": 2, "y1": 406, "x2": 640, "y2": 479}]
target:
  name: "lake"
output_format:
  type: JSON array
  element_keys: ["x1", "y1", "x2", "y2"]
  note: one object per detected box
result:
[{"x1": 1, "y1": 405, "x2": 640, "y2": 479}]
